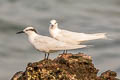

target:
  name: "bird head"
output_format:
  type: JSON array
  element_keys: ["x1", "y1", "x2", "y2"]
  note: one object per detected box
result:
[
  {"x1": 50, "y1": 19, "x2": 58, "y2": 29},
  {"x1": 16, "y1": 27, "x2": 37, "y2": 35}
]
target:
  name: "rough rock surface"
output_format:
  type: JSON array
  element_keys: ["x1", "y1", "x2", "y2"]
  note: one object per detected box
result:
[{"x1": 11, "y1": 53, "x2": 119, "y2": 80}]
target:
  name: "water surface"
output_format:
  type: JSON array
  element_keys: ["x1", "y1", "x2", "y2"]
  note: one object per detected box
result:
[{"x1": 0, "y1": 0, "x2": 120, "y2": 79}]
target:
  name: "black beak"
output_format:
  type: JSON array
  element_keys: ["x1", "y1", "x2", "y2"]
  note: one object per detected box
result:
[
  {"x1": 51, "y1": 25, "x2": 54, "y2": 29},
  {"x1": 51, "y1": 25, "x2": 54, "y2": 27},
  {"x1": 16, "y1": 31, "x2": 24, "y2": 34}
]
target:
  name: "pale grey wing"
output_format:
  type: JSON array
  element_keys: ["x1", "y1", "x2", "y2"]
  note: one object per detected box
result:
[
  {"x1": 40, "y1": 36, "x2": 88, "y2": 50},
  {"x1": 58, "y1": 30, "x2": 86, "y2": 44},
  {"x1": 33, "y1": 35, "x2": 69, "y2": 50},
  {"x1": 60, "y1": 30, "x2": 107, "y2": 42},
  {"x1": 60, "y1": 30, "x2": 88, "y2": 41},
  {"x1": 50, "y1": 44, "x2": 87, "y2": 51},
  {"x1": 32, "y1": 36, "x2": 50, "y2": 52},
  {"x1": 34, "y1": 35, "x2": 87, "y2": 51}
]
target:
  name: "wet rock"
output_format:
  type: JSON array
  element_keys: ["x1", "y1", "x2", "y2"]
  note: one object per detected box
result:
[{"x1": 11, "y1": 53, "x2": 119, "y2": 80}]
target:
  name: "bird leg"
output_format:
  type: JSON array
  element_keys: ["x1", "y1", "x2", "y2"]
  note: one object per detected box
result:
[
  {"x1": 63, "y1": 50, "x2": 68, "y2": 54},
  {"x1": 65, "y1": 50, "x2": 67, "y2": 53},
  {"x1": 63, "y1": 50, "x2": 65, "y2": 54},
  {"x1": 44, "y1": 53, "x2": 46, "y2": 59},
  {"x1": 47, "y1": 53, "x2": 50, "y2": 60}
]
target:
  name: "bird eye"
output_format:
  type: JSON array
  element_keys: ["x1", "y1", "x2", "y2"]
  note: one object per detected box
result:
[{"x1": 26, "y1": 30, "x2": 29, "y2": 31}]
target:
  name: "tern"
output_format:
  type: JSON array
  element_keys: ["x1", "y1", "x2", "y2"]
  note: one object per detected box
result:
[
  {"x1": 49, "y1": 20, "x2": 107, "y2": 53},
  {"x1": 16, "y1": 27, "x2": 88, "y2": 59}
]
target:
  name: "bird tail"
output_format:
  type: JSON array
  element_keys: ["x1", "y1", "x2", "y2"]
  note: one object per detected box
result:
[
  {"x1": 93, "y1": 33, "x2": 107, "y2": 39},
  {"x1": 77, "y1": 33, "x2": 108, "y2": 42}
]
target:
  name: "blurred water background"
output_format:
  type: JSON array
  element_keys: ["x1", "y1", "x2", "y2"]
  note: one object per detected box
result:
[{"x1": 0, "y1": 0, "x2": 120, "y2": 79}]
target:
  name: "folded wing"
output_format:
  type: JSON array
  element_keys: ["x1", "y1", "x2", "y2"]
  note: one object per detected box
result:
[{"x1": 59, "y1": 30, "x2": 107, "y2": 44}]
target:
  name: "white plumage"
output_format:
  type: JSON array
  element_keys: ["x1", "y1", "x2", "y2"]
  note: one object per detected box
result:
[
  {"x1": 49, "y1": 20, "x2": 107, "y2": 45},
  {"x1": 17, "y1": 27, "x2": 88, "y2": 59}
]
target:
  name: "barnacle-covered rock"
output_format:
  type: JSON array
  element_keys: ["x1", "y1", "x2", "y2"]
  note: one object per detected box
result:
[
  {"x1": 11, "y1": 53, "x2": 119, "y2": 80},
  {"x1": 99, "y1": 70, "x2": 118, "y2": 80}
]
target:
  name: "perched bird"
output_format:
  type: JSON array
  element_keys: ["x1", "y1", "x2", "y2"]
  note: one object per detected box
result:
[
  {"x1": 16, "y1": 27, "x2": 88, "y2": 59},
  {"x1": 49, "y1": 20, "x2": 107, "y2": 53}
]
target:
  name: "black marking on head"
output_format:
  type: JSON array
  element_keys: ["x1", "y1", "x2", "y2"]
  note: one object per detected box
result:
[{"x1": 26, "y1": 29, "x2": 37, "y2": 33}]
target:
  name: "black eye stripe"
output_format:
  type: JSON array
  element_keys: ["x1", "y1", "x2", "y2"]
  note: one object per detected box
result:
[
  {"x1": 26, "y1": 29, "x2": 34, "y2": 31},
  {"x1": 26, "y1": 29, "x2": 37, "y2": 33}
]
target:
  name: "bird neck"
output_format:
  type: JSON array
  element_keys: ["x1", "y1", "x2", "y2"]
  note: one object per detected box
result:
[
  {"x1": 49, "y1": 26, "x2": 61, "y2": 38},
  {"x1": 26, "y1": 31, "x2": 38, "y2": 44},
  {"x1": 27, "y1": 31, "x2": 38, "y2": 38}
]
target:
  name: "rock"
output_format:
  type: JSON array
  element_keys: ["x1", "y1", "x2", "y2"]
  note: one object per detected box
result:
[
  {"x1": 11, "y1": 53, "x2": 119, "y2": 80},
  {"x1": 11, "y1": 71, "x2": 23, "y2": 80},
  {"x1": 99, "y1": 70, "x2": 118, "y2": 80}
]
